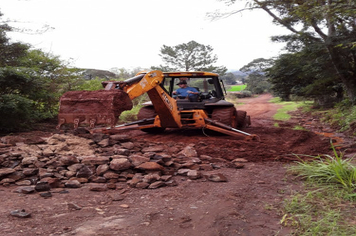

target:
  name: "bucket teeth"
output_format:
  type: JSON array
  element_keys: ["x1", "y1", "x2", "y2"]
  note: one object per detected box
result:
[
  {"x1": 89, "y1": 119, "x2": 96, "y2": 129},
  {"x1": 57, "y1": 89, "x2": 133, "y2": 129}
]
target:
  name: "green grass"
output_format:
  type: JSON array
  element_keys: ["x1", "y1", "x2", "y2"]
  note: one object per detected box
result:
[
  {"x1": 293, "y1": 125, "x2": 307, "y2": 131},
  {"x1": 321, "y1": 103, "x2": 356, "y2": 135},
  {"x1": 117, "y1": 95, "x2": 149, "y2": 123},
  {"x1": 119, "y1": 104, "x2": 143, "y2": 123},
  {"x1": 282, "y1": 144, "x2": 356, "y2": 235},
  {"x1": 227, "y1": 84, "x2": 247, "y2": 92},
  {"x1": 290, "y1": 145, "x2": 356, "y2": 192},
  {"x1": 270, "y1": 97, "x2": 312, "y2": 121},
  {"x1": 281, "y1": 192, "x2": 355, "y2": 236},
  {"x1": 269, "y1": 96, "x2": 356, "y2": 235}
]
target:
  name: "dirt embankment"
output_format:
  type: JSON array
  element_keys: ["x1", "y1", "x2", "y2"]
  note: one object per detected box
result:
[{"x1": 0, "y1": 93, "x2": 353, "y2": 236}]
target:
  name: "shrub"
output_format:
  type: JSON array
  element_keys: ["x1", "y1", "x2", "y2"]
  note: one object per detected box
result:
[{"x1": 0, "y1": 94, "x2": 40, "y2": 131}]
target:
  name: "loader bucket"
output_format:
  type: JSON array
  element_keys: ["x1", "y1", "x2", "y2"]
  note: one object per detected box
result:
[{"x1": 57, "y1": 90, "x2": 133, "y2": 129}]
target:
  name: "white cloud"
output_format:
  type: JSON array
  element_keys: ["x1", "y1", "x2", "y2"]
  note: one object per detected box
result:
[{"x1": 1, "y1": 0, "x2": 289, "y2": 71}]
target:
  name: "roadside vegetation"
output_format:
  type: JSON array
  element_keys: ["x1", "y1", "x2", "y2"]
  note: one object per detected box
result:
[
  {"x1": 321, "y1": 102, "x2": 356, "y2": 136},
  {"x1": 270, "y1": 97, "x2": 305, "y2": 121},
  {"x1": 267, "y1": 97, "x2": 356, "y2": 235},
  {"x1": 269, "y1": 97, "x2": 311, "y2": 129},
  {"x1": 282, "y1": 146, "x2": 356, "y2": 235},
  {"x1": 270, "y1": 96, "x2": 356, "y2": 136}
]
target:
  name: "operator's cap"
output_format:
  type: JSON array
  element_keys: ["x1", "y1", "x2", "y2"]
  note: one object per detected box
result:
[{"x1": 177, "y1": 80, "x2": 187, "y2": 85}]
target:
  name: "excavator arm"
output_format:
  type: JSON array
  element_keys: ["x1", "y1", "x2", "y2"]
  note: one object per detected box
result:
[
  {"x1": 57, "y1": 70, "x2": 182, "y2": 130},
  {"x1": 116, "y1": 70, "x2": 182, "y2": 128}
]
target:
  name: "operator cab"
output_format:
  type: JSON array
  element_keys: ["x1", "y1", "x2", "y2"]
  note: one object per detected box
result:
[{"x1": 163, "y1": 71, "x2": 229, "y2": 110}]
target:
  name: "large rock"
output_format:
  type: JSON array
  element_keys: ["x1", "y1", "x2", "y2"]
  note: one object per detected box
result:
[
  {"x1": 114, "y1": 148, "x2": 130, "y2": 156},
  {"x1": 41, "y1": 177, "x2": 61, "y2": 188},
  {"x1": 35, "y1": 181, "x2": 51, "y2": 192},
  {"x1": 96, "y1": 164, "x2": 109, "y2": 176},
  {"x1": 178, "y1": 145, "x2": 198, "y2": 157},
  {"x1": 148, "y1": 181, "x2": 165, "y2": 189},
  {"x1": 103, "y1": 171, "x2": 119, "y2": 179},
  {"x1": 81, "y1": 156, "x2": 110, "y2": 165},
  {"x1": 129, "y1": 154, "x2": 150, "y2": 167},
  {"x1": 207, "y1": 173, "x2": 228, "y2": 182},
  {"x1": 76, "y1": 165, "x2": 93, "y2": 178},
  {"x1": 22, "y1": 168, "x2": 38, "y2": 176},
  {"x1": 142, "y1": 173, "x2": 161, "y2": 183},
  {"x1": 120, "y1": 142, "x2": 134, "y2": 149},
  {"x1": 135, "y1": 162, "x2": 164, "y2": 171},
  {"x1": 14, "y1": 186, "x2": 35, "y2": 194},
  {"x1": 21, "y1": 156, "x2": 38, "y2": 166},
  {"x1": 98, "y1": 138, "x2": 110, "y2": 147},
  {"x1": 88, "y1": 183, "x2": 108, "y2": 191},
  {"x1": 67, "y1": 163, "x2": 84, "y2": 172},
  {"x1": 59, "y1": 155, "x2": 79, "y2": 165},
  {"x1": 0, "y1": 168, "x2": 16, "y2": 177},
  {"x1": 64, "y1": 179, "x2": 81, "y2": 188},
  {"x1": 38, "y1": 168, "x2": 54, "y2": 178},
  {"x1": 110, "y1": 158, "x2": 132, "y2": 171},
  {"x1": 92, "y1": 133, "x2": 109, "y2": 143},
  {"x1": 187, "y1": 170, "x2": 201, "y2": 180}
]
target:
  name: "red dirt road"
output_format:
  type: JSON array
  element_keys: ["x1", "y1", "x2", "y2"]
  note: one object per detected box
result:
[
  {"x1": 0, "y1": 94, "x2": 340, "y2": 236},
  {"x1": 236, "y1": 93, "x2": 282, "y2": 126}
]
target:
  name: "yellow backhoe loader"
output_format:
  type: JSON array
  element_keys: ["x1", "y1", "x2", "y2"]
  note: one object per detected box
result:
[{"x1": 57, "y1": 70, "x2": 255, "y2": 139}]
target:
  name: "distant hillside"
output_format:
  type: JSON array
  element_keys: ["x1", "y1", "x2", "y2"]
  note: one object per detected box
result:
[
  {"x1": 82, "y1": 69, "x2": 118, "y2": 80},
  {"x1": 230, "y1": 70, "x2": 247, "y2": 79}
]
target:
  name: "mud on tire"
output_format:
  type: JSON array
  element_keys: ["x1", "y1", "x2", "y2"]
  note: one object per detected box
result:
[
  {"x1": 137, "y1": 107, "x2": 166, "y2": 133},
  {"x1": 211, "y1": 107, "x2": 238, "y2": 128}
]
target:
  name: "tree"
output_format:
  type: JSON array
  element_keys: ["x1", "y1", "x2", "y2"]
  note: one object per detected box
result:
[
  {"x1": 245, "y1": 72, "x2": 270, "y2": 94},
  {"x1": 158, "y1": 40, "x2": 227, "y2": 74},
  {"x1": 216, "y1": 0, "x2": 356, "y2": 103},
  {"x1": 0, "y1": 11, "x2": 82, "y2": 130},
  {"x1": 267, "y1": 53, "x2": 309, "y2": 101},
  {"x1": 220, "y1": 72, "x2": 237, "y2": 85},
  {"x1": 267, "y1": 47, "x2": 343, "y2": 104},
  {"x1": 239, "y1": 58, "x2": 272, "y2": 94},
  {"x1": 110, "y1": 67, "x2": 148, "y2": 79},
  {"x1": 239, "y1": 58, "x2": 274, "y2": 73}
]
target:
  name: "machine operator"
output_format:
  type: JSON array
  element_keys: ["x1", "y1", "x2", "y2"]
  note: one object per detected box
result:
[{"x1": 173, "y1": 79, "x2": 199, "y2": 102}]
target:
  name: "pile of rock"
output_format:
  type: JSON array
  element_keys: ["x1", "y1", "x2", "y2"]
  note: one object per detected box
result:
[{"x1": 0, "y1": 133, "x2": 246, "y2": 192}]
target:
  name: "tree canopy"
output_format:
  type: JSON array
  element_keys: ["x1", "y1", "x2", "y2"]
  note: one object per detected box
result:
[
  {"x1": 157, "y1": 40, "x2": 227, "y2": 74},
  {"x1": 239, "y1": 58, "x2": 272, "y2": 94},
  {"x1": 217, "y1": 0, "x2": 356, "y2": 104},
  {"x1": 220, "y1": 72, "x2": 237, "y2": 85},
  {"x1": 0, "y1": 11, "x2": 82, "y2": 131}
]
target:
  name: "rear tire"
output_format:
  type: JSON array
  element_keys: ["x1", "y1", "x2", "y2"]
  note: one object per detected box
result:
[
  {"x1": 137, "y1": 107, "x2": 166, "y2": 133},
  {"x1": 211, "y1": 107, "x2": 238, "y2": 128}
]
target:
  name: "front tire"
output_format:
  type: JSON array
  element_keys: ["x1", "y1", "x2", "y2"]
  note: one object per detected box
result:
[
  {"x1": 137, "y1": 107, "x2": 166, "y2": 133},
  {"x1": 211, "y1": 107, "x2": 238, "y2": 128}
]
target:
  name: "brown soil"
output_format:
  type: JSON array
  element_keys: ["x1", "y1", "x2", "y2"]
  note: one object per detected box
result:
[{"x1": 1, "y1": 93, "x2": 354, "y2": 236}]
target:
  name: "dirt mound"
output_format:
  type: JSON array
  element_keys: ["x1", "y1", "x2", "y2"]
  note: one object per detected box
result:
[{"x1": 130, "y1": 126, "x2": 332, "y2": 162}]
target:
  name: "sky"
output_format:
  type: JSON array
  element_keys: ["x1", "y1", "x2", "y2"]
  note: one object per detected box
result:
[{"x1": 0, "y1": 0, "x2": 289, "y2": 71}]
